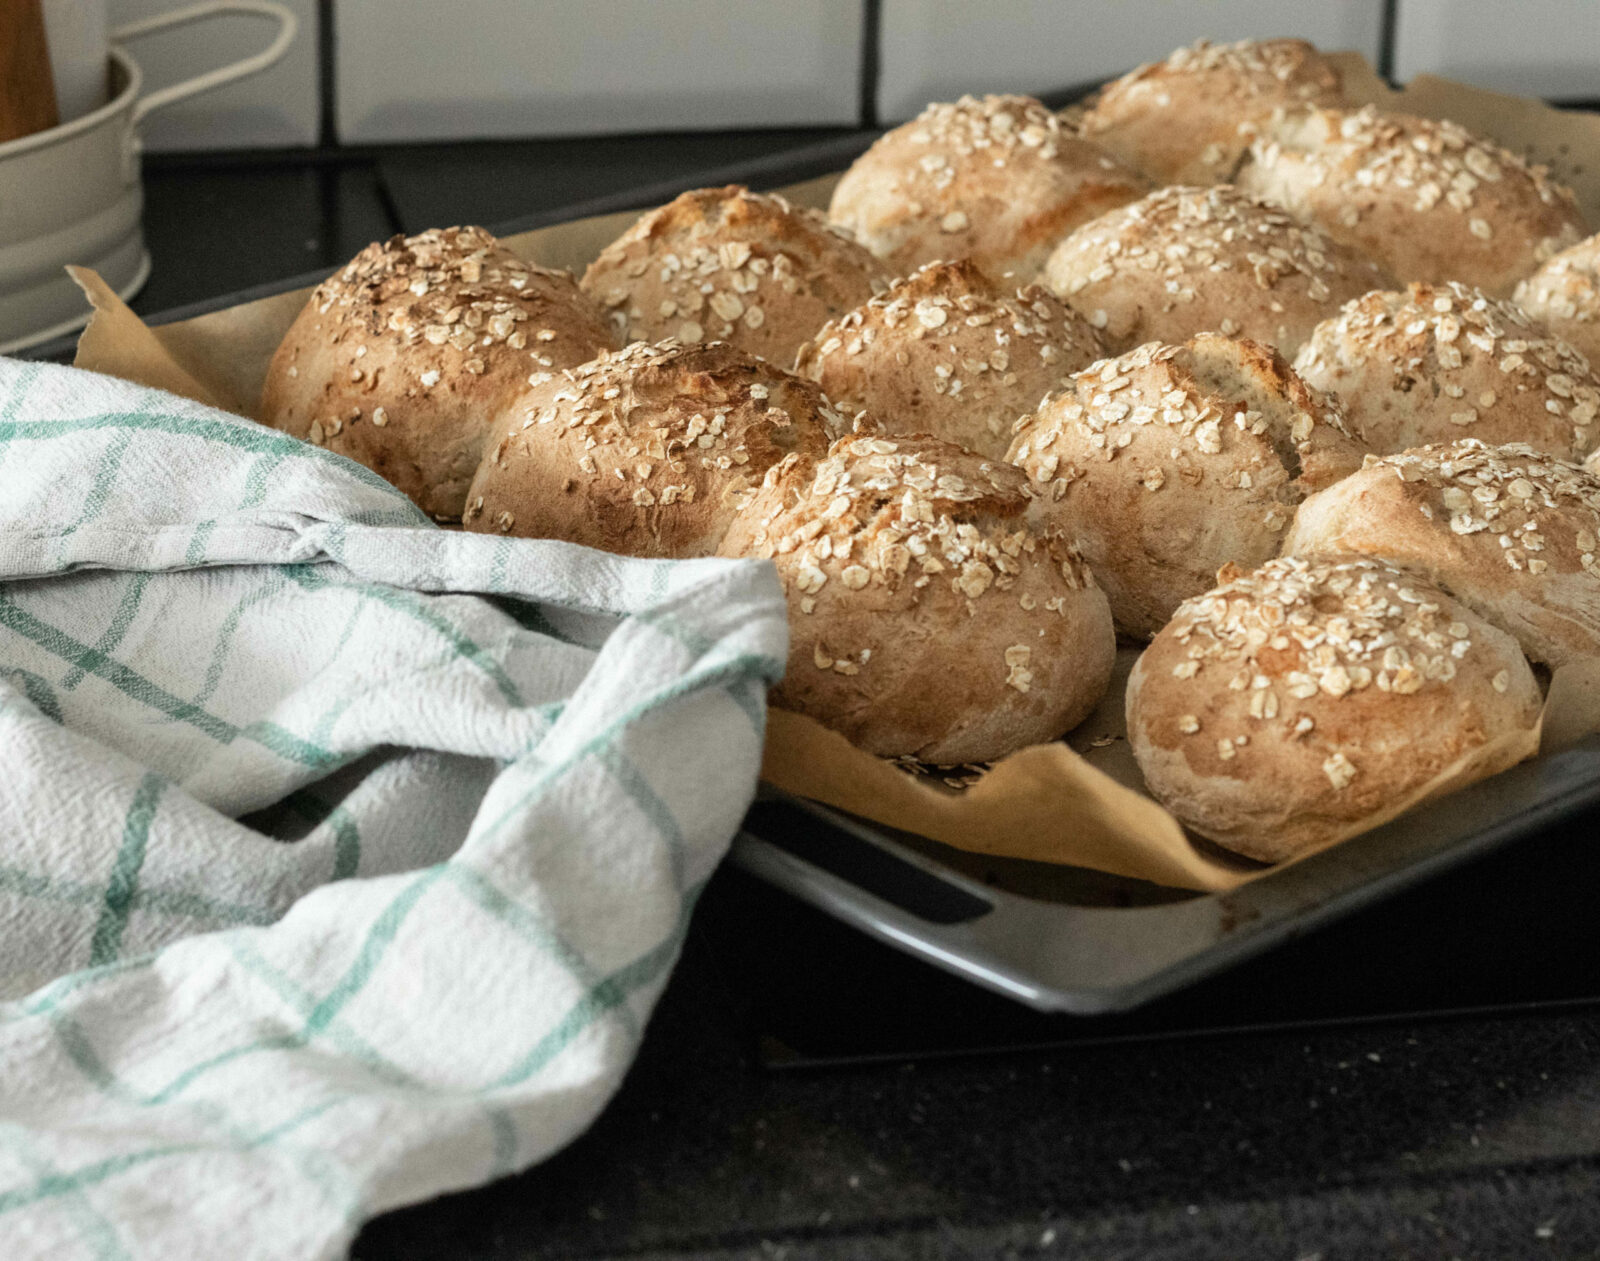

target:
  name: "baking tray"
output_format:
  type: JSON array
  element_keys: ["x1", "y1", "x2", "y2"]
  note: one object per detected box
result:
[
  {"x1": 26, "y1": 94, "x2": 1600, "y2": 1020},
  {"x1": 731, "y1": 730, "x2": 1600, "y2": 1015}
]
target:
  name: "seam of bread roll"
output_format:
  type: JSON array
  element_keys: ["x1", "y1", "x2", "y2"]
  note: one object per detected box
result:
[
  {"x1": 579, "y1": 185, "x2": 890, "y2": 368},
  {"x1": 1237, "y1": 106, "x2": 1588, "y2": 297},
  {"x1": 794, "y1": 258, "x2": 1104, "y2": 459},
  {"x1": 1285, "y1": 438, "x2": 1600, "y2": 669},
  {"x1": 260, "y1": 225, "x2": 616, "y2": 520},
  {"x1": 719, "y1": 432, "x2": 1116, "y2": 764},
  {"x1": 1127, "y1": 556, "x2": 1542, "y2": 863},
  {"x1": 1080, "y1": 37, "x2": 1347, "y2": 186},
  {"x1": 1515, "y1": 232, "x2": 1600, "y2": 367},
  {"x1": 1294, "y1": 281, "x2": 1600, "y2": 462},
  {"x1": 829, "y1": 93, "x2": 1149, "y2": 283},
  {"x1": 463, "y1": 339, "x2": 841, "y2": 558},
  {"x1": 1042, "y1": 184, "x2": 1396, "y2": 356},
  {"x1": 1008, "y1": 334, "x2": 1365, "y2": 637}
]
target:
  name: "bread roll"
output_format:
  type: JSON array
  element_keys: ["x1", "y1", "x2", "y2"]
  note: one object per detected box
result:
[
  {"x1": 1042, "y1": 184, "x2": 1395, "y2": 356},
  {"x1": 462, "y1": 340, "x2": 839, "y2": 558},
  {"x1": 1515, "y1": 232, "x2": 1600, "y2": 367},
  {"x1": 260, "y1": 226, "x2": 616, "y2": 520},
  {"x1": 1127, "y1": 556, "x2": 1541, "y2": 863},
  {"x1": 1008, "y1": 334, "x2": 1365, "y2": 638},
  {"x1": 1284, "y1": 439, "x2": 1600, "y2": 669},
  {"x1": 1236, "y1": 106, "x2": 1587, "y2": 298},
  {"x1": 1292, "y1": 282, "x2": 1600, "y2": 462},
  {"x1": 793, "y1": 259, "x2": 1104, "y2": 459},
  {"x1": 579, "y1": 186, "x2": 890, "y2": 368},
  {"x1": 718, "y1": 433, "x2": 1115, "y2": 763},
  {"x1": 1080, "y1": 38, "x2": 1346, "y2": 186},
  {"x1": 828, "y1": 94, "x2": 1149, "y2": 283}
]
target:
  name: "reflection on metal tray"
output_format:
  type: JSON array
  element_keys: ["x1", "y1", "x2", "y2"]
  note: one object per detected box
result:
[{"x1": 731, "y1": 731, "x2": 1600, "y2": 1014}]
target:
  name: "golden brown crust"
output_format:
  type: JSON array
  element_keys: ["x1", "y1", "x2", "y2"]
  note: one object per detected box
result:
[
  {"x1": 260, "y1": 226, "x2": 616, "y2": 520},
  {"x1": 718, "y1": 433, "x2": 1116, "y2": 763},
  {"x1": 1292, "y1": 282, "x2": 1600, "y2": 462},
  {"x1": 1042, "y1": 184, "x2": 1395, "y2": 356},
  {"x1": 828, "y1": 94, "x2": 1149, "y2": 283},
  {"x1": 793, "y1": 260, "x2": 1104, "y2": 459},
  {"x1": 1236, "y1": 107, "x2": 1589, "y2": 298},
  {"x1": 1514, "y1": 232, "x2": 1600, "y2": 367},
  {"x1": 579, "y1": 186, "x2": 891, "y2": 368},
  {"x1": 1008, "y1": 334, "x2": 1365, "y2": 638},
  {"x1": 1284, "y1": 439, "x2": 1600, "y2": 669},
  {"x1": 1127, "y1": 556, "x2": 1541, "y2": 863},
  {"x1": 1081, "y1": 38, "x2": 1346, "y2": 186},
  {"x1": 462, "y1": 341, "x2": 839, "y2": 558}
]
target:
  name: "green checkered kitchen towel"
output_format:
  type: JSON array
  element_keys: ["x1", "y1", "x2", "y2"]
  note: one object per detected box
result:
[{"x1": 0, "y1": 358, "x2": 787, "y2": 1259}]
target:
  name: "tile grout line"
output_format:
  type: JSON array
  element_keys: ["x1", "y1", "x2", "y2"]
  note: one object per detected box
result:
[
  {"x1": 317, "y1": 0, "x2": 338, "y2": 148},
  {"x1": 1378, "y1": 0, "x2": 1400, "y2": 82},
  {"x1": 858, "y1": 0, "x2": 883, "y2": 130}
]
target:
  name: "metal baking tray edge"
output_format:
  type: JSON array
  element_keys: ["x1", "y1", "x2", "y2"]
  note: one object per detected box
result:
[{"x1": 731, "y1": 732, "x2": 1600, "y2": 1014}]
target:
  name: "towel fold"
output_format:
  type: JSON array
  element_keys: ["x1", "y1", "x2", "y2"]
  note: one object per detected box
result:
[{"x1": 0, "y1": 359, "x2": 787, "y2": 1260}]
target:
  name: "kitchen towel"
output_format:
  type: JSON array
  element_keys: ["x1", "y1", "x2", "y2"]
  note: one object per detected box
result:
[{"x1": 0, "y1": 358, "x2": 787, "y2": 1259}]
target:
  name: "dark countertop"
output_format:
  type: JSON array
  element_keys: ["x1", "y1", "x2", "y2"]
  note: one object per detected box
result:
[
  {"x1": 126, "y1": 130, "x2": 867, "y2": 320},
  {"x1": 348, "y1": 819, "x2": 1600, "y2": 1261},
  {"x1": 75, "y1": 136, "x2": 1600, "y2": 1259}
]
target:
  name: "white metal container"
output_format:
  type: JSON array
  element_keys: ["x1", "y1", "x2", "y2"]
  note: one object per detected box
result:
[
  {"x1": 41, "y1": 0, "x2": 111, "y2": 123},
  {"x1": 0, "y1": 1, "x2": 296, "y2": 354}
]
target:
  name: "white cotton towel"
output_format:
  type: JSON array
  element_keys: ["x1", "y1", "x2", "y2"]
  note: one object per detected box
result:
[{"x1": 0, "y1": 359, "x2": 787, "y2": 1259}]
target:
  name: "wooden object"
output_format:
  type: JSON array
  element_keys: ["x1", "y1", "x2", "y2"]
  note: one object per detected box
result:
[{"x1": 0, "y1": 0, "x2": 60, "y2": 144}]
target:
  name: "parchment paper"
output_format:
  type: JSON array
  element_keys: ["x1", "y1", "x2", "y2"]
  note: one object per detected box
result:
[
  {"x1": 64, "y1": 57, "x2": 1600, "y2": 891},
  {"x1": 763, "y1": 648, "x2": 1579, "y2": 893}
]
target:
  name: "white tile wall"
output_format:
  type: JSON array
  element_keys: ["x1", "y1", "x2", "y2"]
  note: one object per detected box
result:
[
  {"x1": 68, "y1": 2, "x2": 1598, "y2": 153},
  {"x1": 109, "y1": 0, "x2": 319, "y2": 151},
  {"x1": 1394, "y1": 0, "x2": 1600, "y2": 101},
  {"x1": 334, "y1": 0, "x2": 864, "y2": 144},
  {"x1": 876, "y1": 0, "x2": 1386, "y2": 122}
]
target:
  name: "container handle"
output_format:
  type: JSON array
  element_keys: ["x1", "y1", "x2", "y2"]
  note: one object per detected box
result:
[{"x1": 112, "y1": 1, "x2": 298, "y2": 128}]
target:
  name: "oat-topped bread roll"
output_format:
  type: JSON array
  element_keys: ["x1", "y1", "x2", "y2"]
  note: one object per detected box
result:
[
  {"x1": 1042, "y1": 184, "x2": 1394, "y2": 356},
  {"x1": 1236, "y1": 106, "x2": 1587, "y2": 298},
  {"x1": 462, "y1": 340, "x2": 838, "y2": 558},
  {"x1": 1127, "y1": 556, "x2": 1541, "y2": 863},
  {"x1": 828, "y1": 94, "x2": 1149, "y2": 284},
  {"x1": 719, "y1": 433, "x2": 1115, "y2": 763},
  {"x1": 1008, "y1": 334, "x2": 1364, "y2": 638},
  {"x1": 793, "y1": 259, "x2": 1103, "y2": 459},
  {"x1": 1293, "y1": 282, "x2": 1600, "y2": 462},
  {"x1": 1080, "y1": 38, "x2": 1346, "y2": 187},
  {"x1": 579, "y1": 186, "x2": 890, "y2": 369},
  {"x1": 260, "y1": 226, "x2": 616, "y2": 520},
  {"x1": 1285, "y1": 440, "x2": 1600, "y2": 669},
  {"x1": 1515, "y1": 233, "x2": 1600, "y2": 366}
]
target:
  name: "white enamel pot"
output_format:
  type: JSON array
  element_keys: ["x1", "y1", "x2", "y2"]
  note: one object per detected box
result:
[{"x1": 0, "y1": 1, "x2": 297, "y2": 354}]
